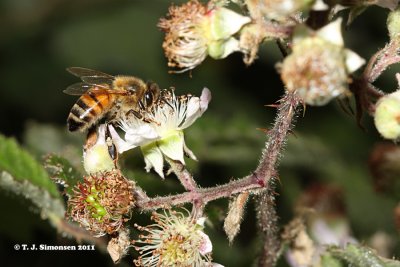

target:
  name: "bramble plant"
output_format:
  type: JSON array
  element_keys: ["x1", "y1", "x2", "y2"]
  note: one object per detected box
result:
[{"x1": 3, "y1": 0, "x2": 400, "y2": 266}]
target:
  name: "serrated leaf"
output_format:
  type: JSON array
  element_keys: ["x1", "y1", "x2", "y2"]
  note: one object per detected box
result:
[
  {"x1": 0, "y1": 134, "x2": 59, "y2": 198},
  {"x1": 329, "y1": 244, "x2": 400, "y2": 267},
  {"x1": 44, "y1": 154, "x2": 82, "y2": 196}
]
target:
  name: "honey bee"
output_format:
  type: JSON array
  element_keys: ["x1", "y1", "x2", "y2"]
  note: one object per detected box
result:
[{"x1": 64, "y1": 67, "x2": 160, "y2": 132}]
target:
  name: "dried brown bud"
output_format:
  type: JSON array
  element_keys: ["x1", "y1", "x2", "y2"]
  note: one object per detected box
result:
[
  {"x1": 223, "y1": 192, "x2": 249, "y2": 244},
  {"x1": 107, "y1": 227, "x2": 131, "y2": 263}
]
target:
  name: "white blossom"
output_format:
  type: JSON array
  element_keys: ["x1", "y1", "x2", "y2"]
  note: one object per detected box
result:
[{"x1": 110, "y1": 88, "x2": 211, "y2": 178}]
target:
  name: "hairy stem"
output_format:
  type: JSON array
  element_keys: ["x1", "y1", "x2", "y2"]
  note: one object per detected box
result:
[
  {"x1": 166, "y1": 158, "x2": 205, "y2": 217},
  {"x1": 136, "y1": 92, "x2": 300, "y2": 212},
  {"x1": 257, "y1": 182, "x2": 280, "y2": 267},
  {"x1": 365, "y1": 39, "x2": 400, "y2": 83},
  {"x1": 256, "y1": 92, "x2": 300, "y2": 267},
  {"x1": 136, "y1": 174, "x2": 261, "y2": 210},
  {"x1": 166, "y1": 158, "x2": 198, "y2": 192}
]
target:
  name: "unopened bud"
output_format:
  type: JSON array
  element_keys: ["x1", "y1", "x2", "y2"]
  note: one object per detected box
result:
[
  {"x1": 374, "y1": 90, "x2": 400, "y2": 140},
  {"x1": 281, "y1": 19, "x2": 364, "y2": 106},
  {"x1": 83, "y1": 125, "x2": 114, "y2": 174},
  {"x1": 388, "y1": 7, "x2": 400, "y2": 40}
]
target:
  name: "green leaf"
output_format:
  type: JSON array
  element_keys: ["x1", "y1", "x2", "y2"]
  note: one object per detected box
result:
[
  {"x1": 44, "y1": 154, "x2": 82, "y2": 196},
  {"x1": 0, "y1": 171, "x2": 65, "y2": 222},
  {"x1": 329, "y1": 244, "x2": 400, "y2": 267},
  {"x1": 0, "y1": 134, "x2": 59, "y2": 198}
]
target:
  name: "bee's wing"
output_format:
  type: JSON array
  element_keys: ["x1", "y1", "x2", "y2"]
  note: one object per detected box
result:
[
  {"x1": 66, "y1": 67, "x2": 113, "y2": 79},
  {"x1": 80, "y1": 76, "x2": 114, "y2": 86},
  {"x1": 63, "y1": 82, "x2": 109, "y2": 95},
  {"x1": 67, "y1": 67, "x2": 115, "y2": 87}
]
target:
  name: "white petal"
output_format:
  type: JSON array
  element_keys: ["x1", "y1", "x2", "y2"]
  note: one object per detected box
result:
[
  {"x1": 344, "y1": 49, "x2": 365, "y2": 73},
  {"x1": 141, "y1": 143, "x2": 165, "y2": 179},
  {"x1": 317, "y1": 18, "x2": 344, "y2": 46},
  {"x1": 211, "y1": 7, "x2": 251, "y2": 40},
  {"x1": 158, "y1": 131, "x2": 185, "y2": 164},
  {"x1": 125, "y1": 123, "x2": 159, "y2": 146},
  {"x1": 212, "y1": 264, "x2": 225, "y2": 267},
  {"x1": 198, "y1": 231, "x2": 213, "y2": 255},
  {"x1": 219, "y1": 37, "x2": 240, "y2": 59},
  {"x1": 186, "y1": 96, "x2": 201, "y2": 122},
  {"x1": 96, "y1": 124, "x2": 107, "y2": 145},
  {"x1": 180, "y1": 88, "x2": 211, "y2": 129},
  {"x1": 108, "y1": 125, "x2": 136, "y2": 154},
  {"x1": 196, "y1": 217, "x2": 206, "y2": 227},
  {"x1": 200, "y1": 87, "x2": 212, "y2": 110}
]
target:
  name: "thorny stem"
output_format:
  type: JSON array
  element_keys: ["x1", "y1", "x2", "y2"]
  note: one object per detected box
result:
[
  {"x1": 349, "y1": 39, "x2": 400, "y2": 123},
  {"x1": 255, "y1": 92, "x2": 300, "y2": 185},
  {"x1": 364, "y1": 39, "x2": 400, "y2": 83},
  {"x1": 136, "y1": 92, "x2": 301, "y2": 210},
  {"x1": 255, "y1": 92, "x2": 300, "y2": 267}
]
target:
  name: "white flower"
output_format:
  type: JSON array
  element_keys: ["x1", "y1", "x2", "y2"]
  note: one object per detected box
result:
[
  {"x1": 158, "y1": 0, "x2": 250, "y2": 72},
  {"x1": 110, "y1": 88, "x2": 211, "y2": 178},
  {"x1": 133, "y1": 209, "x2": 217, "y2": 267}
]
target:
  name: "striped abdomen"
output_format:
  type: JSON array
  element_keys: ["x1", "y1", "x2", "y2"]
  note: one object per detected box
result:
[{"x1": 67, "y1": 91, "x2": 116, "y2": 132}]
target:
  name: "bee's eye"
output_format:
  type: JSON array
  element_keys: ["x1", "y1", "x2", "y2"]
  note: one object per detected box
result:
[{"x1": 144, "y1": 91, "x2": 153, "y2": 107}]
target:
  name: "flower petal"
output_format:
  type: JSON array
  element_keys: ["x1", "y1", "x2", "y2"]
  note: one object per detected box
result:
[
  {"x1": 317, "y1": 18, "x2": 344, "y2": 46},
  {"x1": 210, "y1": 7, "x2": 251, "y2": 41},
  {"x1": 158, "y1": 131, "x2": 185, "y2": 164},
  {"x1": 141, "y1": 142, "x2": 165, "y2": 178},
  {"x1": 198, "y1": 230, "x2": 213, "y2": 255},
  {"x1": 344, "y1": 49, "x2": 365, "y2": 73},
  {"x1": 108, "y1": 125, "x2": 136, "y2": 154},
  {"x1": 124, "y1": 123, "x2": 160, "y2": 146},
  {"x1": 180, "y1": 88, "x2": 211, "y2": 129}
]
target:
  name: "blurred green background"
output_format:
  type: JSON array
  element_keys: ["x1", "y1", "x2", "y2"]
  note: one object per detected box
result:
[{"x1": 1, "y1": 0, "x2": 400, "y2": 266}]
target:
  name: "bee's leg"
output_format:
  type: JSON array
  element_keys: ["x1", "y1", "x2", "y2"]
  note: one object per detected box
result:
[
  {"x1": 126, "y1": 109, "x2": 143, "y2": 119},
  {"x1": 84, "y1": 125, "x2": 98, "y2": 152},
  {"x1": 126, "y1": 109, "x2": 160, "y2": 125},
  {"x1": 105, "y1": 124, "x2": 118, "y2": 166}
]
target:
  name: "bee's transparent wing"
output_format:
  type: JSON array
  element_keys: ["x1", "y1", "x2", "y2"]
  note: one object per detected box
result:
[
  {"x1": 63, "y1": 82, "x2": 109, "y2": 95},
  {"x1": 67, "y1": 67, "x2": 115, "y2": 87},
  {"x1": 66, "y1": 67, "x2": 113, "y2": 78},
  {"x1": 80, "y1": 76, "x2": 114, "y2": 86}
]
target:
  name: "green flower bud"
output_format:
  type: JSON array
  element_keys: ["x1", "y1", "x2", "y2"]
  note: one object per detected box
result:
[
  {"x1": 374, "y1": 90, "x2": 400, "y2": 140},
  {"x1": 387, "y1": 7, "x2": 400, "y2": 40}
]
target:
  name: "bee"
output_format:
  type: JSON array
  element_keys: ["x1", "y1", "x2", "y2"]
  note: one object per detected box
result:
[{"x1": 64, "y1": 67, "x2": 160, "y2": 132}]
